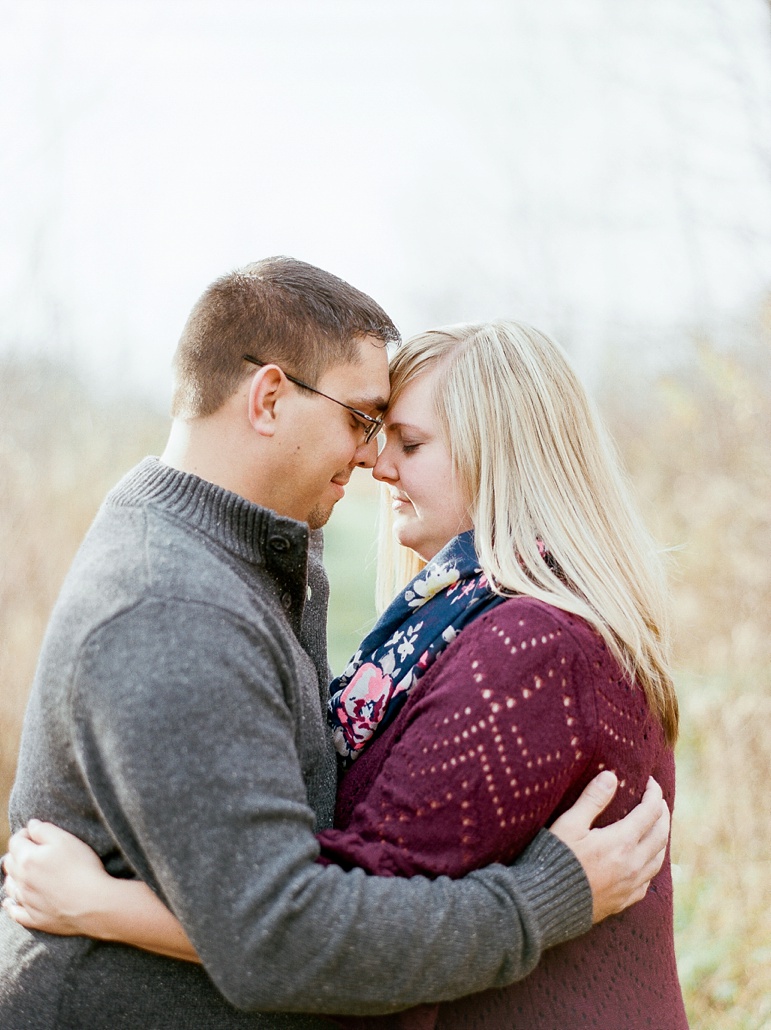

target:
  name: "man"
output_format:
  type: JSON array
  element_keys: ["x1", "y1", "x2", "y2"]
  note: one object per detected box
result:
[{"x1": 0, "y1": 258, "x2": 668, "y2": 1028}]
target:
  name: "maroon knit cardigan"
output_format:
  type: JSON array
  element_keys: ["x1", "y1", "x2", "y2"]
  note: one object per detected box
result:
[{"x1": 318, "y1": 597, "x2": 688, "y2": 1030}]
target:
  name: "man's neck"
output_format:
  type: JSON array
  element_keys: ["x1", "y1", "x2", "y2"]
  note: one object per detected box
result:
[{"x1": 161, "y1": 416, "x2": 259, "y2": 505}]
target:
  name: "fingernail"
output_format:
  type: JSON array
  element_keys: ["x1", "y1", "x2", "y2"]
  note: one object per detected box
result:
[{"x1": 596, "y1": 770, "x2": 616, "y2": 792}]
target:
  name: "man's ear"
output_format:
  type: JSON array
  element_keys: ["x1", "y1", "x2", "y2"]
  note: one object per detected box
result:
[{"x1": 246, "y1": 365, "x2": 286, "y2": 437}]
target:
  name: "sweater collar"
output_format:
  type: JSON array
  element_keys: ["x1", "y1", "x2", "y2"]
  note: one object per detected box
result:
[{"x1": 107, "y1": 457, "x2": 311, "y2": 575}]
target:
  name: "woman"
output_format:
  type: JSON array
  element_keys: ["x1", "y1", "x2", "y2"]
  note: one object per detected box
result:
[{"x1": 2, "y1": 321, "x2": 688, "y2": 1028}]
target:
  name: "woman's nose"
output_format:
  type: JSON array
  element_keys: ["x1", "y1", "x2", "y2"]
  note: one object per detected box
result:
[
  {"x1": 372, "y1": 444, "x2": 396, "y2": 483},
  {"x1": 354, "y1": 434, "x2": 380, "y2": 469}
]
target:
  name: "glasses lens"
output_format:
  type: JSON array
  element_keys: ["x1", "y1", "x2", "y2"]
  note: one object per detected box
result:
[{"x1": 364, "y1": 420, "x2": 382, "y2": 445}]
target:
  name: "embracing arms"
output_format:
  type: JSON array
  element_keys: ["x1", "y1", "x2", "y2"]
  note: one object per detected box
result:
[
  {"x1": 2, "y1": 599, "x2": 669, "y2": 1014},
  {"x1": 2, "y1": 772, "x2": 669, "y2": 962}
]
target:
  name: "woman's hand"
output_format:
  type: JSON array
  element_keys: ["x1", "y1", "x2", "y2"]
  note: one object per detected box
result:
[
  {"x1": 2, "y1": 820, "x2": 111, "y2": 936},
  {"x1": 2, "y1": 820, "x2": 199, "y2": 962}
]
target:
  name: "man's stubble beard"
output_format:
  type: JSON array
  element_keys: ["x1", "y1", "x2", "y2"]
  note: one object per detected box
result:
[{"x1": 307, "y1": 502, "x2": 334, "y2": 531}]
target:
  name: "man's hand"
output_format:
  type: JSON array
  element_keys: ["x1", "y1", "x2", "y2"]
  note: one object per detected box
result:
[{"x1": 550, "y1": 771, "x2": 670, "y2": 924}]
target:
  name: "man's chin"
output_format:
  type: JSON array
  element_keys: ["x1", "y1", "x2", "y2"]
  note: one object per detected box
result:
[{"x1": 307, "y1": 503, "x2": 335, "y2": 531}]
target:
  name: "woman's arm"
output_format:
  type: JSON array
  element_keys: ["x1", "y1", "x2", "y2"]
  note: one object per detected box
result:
[{"x1": 2, "y1": 820, "x2": 199, "y2": 963}]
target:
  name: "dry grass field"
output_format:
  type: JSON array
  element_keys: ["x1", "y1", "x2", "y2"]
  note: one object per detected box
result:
[
  {"x1": 0, "y1": 359, "x2": 168, "y2": 844},
  {"x1": 1, "y1": 332, "x2": 769, "y2": 1028},
  {"x1": 603, "y1": 336, "x2": 771, "y2": 1029}
]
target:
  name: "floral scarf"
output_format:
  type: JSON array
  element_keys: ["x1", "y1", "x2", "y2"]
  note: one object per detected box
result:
[{"x1": 328, "y1": 530, "x2": 507, "y2": 762}]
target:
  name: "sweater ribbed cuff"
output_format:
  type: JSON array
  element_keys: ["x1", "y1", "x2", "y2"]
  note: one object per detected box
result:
[{"x1": 512, "y1": 829, "x2": 593, "y2": 949}]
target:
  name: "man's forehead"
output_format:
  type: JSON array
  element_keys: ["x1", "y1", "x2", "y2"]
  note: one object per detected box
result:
[{"x1": 323, "y1": 338, "x2": 391, "y2": 409}]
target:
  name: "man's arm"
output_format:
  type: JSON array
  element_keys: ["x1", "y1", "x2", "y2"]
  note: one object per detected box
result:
[
  {"x1": 61, "y1": 600, "x2": 658, "y2": 1016},
  {"x1": 1, "y1": 772, "x2": 668, "y2": 958}
]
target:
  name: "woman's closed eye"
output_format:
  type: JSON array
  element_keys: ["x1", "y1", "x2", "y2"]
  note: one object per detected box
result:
[{"x1": 379, "y1": 423, "x2": 427, "y2": 455}]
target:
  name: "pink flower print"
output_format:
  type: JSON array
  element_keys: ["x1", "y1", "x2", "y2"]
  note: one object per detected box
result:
[
  {"x1": 334, "y1": 663, "x2": 394, "y2": 753},
  {"x1": 415, "y1": 649, "x2": 438, "y2": 676}
]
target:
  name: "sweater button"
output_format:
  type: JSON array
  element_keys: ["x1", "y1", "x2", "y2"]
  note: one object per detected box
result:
[
  {"x1": 269, "y1": 535, "x2": 291, "y2": 553},
  {"x1": 281, "y1": 592, "x2": 293, "y2": 610}
]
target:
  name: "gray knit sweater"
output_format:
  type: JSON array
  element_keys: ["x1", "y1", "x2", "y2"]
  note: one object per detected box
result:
[{"x1": 0, "y1": 459, "x2": 591, "y2": 1029}]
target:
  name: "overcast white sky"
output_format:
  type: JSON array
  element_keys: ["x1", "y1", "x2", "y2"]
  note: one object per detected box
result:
[{"x1": 2, "y1": 0, "x2": 770, "y2": 402}]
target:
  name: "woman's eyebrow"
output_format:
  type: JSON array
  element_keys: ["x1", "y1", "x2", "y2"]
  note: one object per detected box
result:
[{"x1": 383, "y1": 418, "x2": 425, "y2": 432}]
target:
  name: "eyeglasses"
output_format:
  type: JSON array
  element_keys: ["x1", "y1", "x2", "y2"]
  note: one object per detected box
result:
[{"x1": 243, "y1": 355, "x2": 384, "y2": 445}]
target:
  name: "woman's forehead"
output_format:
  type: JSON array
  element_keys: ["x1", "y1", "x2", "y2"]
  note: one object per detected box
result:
[{"x1": 385, "y1": 369, "x2": 438, "y2": 421}]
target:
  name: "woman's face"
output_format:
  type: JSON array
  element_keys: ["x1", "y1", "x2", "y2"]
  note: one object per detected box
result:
[{"x1": 373, "y1": 366, "x2": 473, "y2": 562}]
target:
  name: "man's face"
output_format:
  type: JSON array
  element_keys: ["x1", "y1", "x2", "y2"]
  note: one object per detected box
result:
[{"x1": 276, "y1": 337, "x2": 391, "y2": 529}]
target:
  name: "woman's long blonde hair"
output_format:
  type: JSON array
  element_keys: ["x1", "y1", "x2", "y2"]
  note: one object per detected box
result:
[{"x1": 376, "y1": 320, "x2": 678, "y2": 745}]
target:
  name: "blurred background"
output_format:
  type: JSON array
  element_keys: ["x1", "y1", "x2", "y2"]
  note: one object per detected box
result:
[{"x1": 1, "y1": 1, "x2": 770, "y2": 1026}]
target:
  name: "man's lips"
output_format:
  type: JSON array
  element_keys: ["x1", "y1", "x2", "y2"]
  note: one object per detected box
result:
[{"x1": 331, "y1": 475, "x2": 351, "y2": 500}]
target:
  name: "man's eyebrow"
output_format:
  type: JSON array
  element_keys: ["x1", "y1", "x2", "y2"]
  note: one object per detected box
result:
[{"x1": 351, "y1": 394, "x2": 389, "y2": 414}]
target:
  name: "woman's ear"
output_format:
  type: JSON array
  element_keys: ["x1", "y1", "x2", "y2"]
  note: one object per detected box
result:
[{"x1": 246, "y1": 365, "x2": 286, "y2": 437}]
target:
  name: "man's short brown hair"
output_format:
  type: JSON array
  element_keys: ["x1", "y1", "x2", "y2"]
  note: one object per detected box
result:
[{"x1": 171, "y1": 256, "x2": 400, "y2": 418}]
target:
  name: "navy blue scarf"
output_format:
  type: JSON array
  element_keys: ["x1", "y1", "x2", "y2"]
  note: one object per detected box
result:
[{"x1": 328, "y1": 531, "x2": 507, "y2": 762}]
